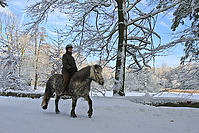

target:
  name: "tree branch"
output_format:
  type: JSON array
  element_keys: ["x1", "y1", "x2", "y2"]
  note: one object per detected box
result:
[
  {"x1": 125, "y1": 0, "x2": 141, "y2": 12},
  {"x1": 127, "y1": 36, "x2": 151, "y2": 44},
  {"x1": 132, "y1": 22, "x2": 161, "y2": 39},
  {"x1": 128, "y1": 0, "x2": 183, "y2": 26}
]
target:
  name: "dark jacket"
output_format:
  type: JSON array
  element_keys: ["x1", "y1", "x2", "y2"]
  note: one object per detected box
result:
[{"x1": 62, "y1": 51, "x2": 77, "y2": 76}]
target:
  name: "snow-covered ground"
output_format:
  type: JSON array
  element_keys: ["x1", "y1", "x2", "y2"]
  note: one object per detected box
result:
[{"x1": 1, "y1": 93, "x2": 199, "y2": 133}]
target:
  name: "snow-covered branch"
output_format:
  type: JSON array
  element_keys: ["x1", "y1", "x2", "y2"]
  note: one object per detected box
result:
[
  {"x1": 0, "y1": 0, "x2": 7, "y2": 8},
  {"x1": 127, "y1": 36, "x2": 151, "y2": 44},
  {"x1": 25, "y1": 0, "x2": 59, "y2": 31},
  {"x1": 132, "y1": 22, "x2": 161, "y2": 39},
  {"x1": 125, "y1": 0, "x2": 141, "y2": 12},
  {"x1": 128, "y1": 0, "x2": 183, "y2": 26}
]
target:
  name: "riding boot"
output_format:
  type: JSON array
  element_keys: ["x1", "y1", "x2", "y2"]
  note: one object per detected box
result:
[{"x1": 60, "y1": 72, "x2": 70, "y2": 95}]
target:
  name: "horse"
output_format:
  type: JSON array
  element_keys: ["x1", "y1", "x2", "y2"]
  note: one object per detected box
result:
[{"x1": 41, "y1": 64, "x2": 104, "y2": 118}]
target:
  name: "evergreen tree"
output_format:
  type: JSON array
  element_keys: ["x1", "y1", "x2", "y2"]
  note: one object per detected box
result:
[{"x1": 170, "y1": 0, "x2": 199, "y2": 64}]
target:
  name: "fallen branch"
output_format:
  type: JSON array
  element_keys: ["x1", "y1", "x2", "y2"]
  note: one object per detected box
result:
[{"x1": 0, "y1": 91, "x2": 43, "y2": 99}]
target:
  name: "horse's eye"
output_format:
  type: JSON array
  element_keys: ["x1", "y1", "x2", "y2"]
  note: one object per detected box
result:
[{"x1": 96, "y1": 72, "x2": 99, "y2": 74}]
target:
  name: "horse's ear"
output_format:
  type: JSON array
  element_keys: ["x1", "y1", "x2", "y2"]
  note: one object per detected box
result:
[{"x1": 94, "y1": 64, "x2": 102, "y2": 70}]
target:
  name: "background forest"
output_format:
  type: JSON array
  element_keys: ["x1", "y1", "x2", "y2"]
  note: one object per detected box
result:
[{"x1": 0, "y1": 0, "x2": 198, "y2": 95}]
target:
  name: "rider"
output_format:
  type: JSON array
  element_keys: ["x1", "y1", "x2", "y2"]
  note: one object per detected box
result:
[{"x1": 61, "y1": 44, "x2": 78, "y2": 95}]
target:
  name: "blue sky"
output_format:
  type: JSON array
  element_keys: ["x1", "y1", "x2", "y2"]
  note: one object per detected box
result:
[
  {"x1": 153, "y1": 13, "x2": 184, "y2": 68},
  {"x1": 0, "y1": 0, "x2": 184, "y2": 68}
]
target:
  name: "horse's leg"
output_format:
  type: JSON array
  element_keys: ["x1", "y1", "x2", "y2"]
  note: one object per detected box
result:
[
  {"x1": 84, "y1": 94, "x2": 93, "y2": 118},
  {"x1": 55, "y1": 95, "x2": 60, "y2": 114},
  {"x1": 70, "y1": 97, "x2": 77, "y2": 118}
]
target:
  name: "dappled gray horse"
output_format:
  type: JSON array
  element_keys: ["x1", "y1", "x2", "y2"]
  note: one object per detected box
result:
[{"x1": 41, "y1": 64, "x2": 104, "y2": 118}]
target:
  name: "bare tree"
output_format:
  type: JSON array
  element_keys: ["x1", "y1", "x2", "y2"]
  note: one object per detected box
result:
[
  {"x1": 0, "y1": 11, "x2": 22, "y2": 90},
  {"x1": 17, "y1": 34, "x2": 32, "y2": 77},
  {"x1": 48, "y1": 28, "x2": 64, "y2": 75},
  {"x1": 31, "y1": 26, "x2": 47, "y2": 90}
]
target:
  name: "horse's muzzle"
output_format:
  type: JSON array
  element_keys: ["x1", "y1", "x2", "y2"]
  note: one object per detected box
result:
[{"x1": 99, "y1": 79, "x2": 104, "y2": 85}]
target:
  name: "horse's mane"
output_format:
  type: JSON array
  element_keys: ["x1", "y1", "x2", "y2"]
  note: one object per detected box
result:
[{"x1": 71, "y1": 66, "x2": 91, "y2": 82}]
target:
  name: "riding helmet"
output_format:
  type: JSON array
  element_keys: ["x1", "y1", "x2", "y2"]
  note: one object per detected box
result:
[{"x1": 66, "y1": 44, "x2": 73, "y2": 50}]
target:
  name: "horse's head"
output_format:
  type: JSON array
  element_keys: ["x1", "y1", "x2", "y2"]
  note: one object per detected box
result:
[{"x1": 90, "y1": 64, "x2": 104, "y2": 85}]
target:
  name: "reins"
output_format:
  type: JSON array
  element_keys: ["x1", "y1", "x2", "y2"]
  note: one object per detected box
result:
[
  {"x1": 87, "y1": 66, "x2": 101, "y2": 81},
  {"x1": 93, "y1": 69, "x2": 100, "y2": 81}
]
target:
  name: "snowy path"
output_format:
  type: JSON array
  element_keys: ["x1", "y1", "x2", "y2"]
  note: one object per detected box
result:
[{"x1": 0, "y1": 96, "x2": 199, "y2": 133}]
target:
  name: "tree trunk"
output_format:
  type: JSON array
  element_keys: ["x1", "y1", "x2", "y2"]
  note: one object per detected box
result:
[
  {"x1": 33, "y1": 27, "x2": 46, "y2": 90},
  {"x1": 113, "y1": 0, "x2": 127, "y2": 96},
  {"x1": 34, "y1": 35, "x2": 41, "y2": 90},
  {"x1": 34, "y1": 61, "x2": 38, "y2": 90},
  {"x1": 34, "y1": 36, "x2": 38, "y2": 90}
]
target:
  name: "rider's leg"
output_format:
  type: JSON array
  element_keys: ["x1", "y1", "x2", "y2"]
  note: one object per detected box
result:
[{"x1": 61, "y1": 72, "x2": 69, "y2": 94}]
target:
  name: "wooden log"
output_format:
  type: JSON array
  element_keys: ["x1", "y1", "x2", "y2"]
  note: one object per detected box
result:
[
  {"x1": 151, "y1": 101, "x2": 199, "y2": 108},
  {"x1": 0, "y1": 91, "x2": 43, "y2": 99}
]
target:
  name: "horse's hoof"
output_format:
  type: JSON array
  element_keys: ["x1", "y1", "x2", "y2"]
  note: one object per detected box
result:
[
  {"x1": 56, "y1": 110, "x2": 60, "y2": 114},
  {"x1": 42, "y1": 105, "x2": 47, "y2": 110},
  {"x1": 87, "y1": 109, "x2": 92, "y2": 118},
  {"x1": 71, "y1": 115, "x2": 77, "y2": 118},
  {"x1": 88, "y1": 115, "x2": 92, "y2": 118},
  {"x1": 71, "y1": 114, "x2": 77, "y2": 118},
  {"x1": 71, "y1": 113, "x2": 77, "y2": 118}
]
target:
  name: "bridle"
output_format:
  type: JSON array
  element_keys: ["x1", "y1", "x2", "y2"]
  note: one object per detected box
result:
[
  {"x1": 93, "y1": 69, "x2": 101, "y2": 82},
  {"x1": 87, "y1": 67, "x2": 101, "y2": 82}
]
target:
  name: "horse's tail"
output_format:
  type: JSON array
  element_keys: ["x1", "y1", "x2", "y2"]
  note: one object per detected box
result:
[
  {"x1": 41, "y1": 89, "x2": 47, "y2": 108},
  {"x1": 41, "y1": 80, "x2": 53, "y2": 110}
]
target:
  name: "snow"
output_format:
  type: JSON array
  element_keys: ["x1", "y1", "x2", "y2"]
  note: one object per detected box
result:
[{"x1": 1, "y1": 93, "x2": 199, "y2": 133}]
